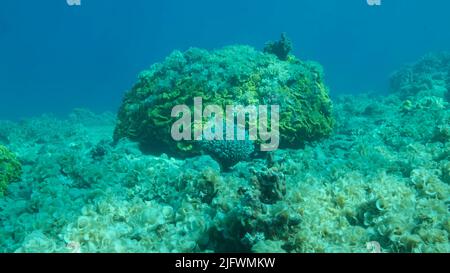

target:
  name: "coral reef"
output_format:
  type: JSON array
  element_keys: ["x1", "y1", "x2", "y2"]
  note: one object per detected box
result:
[
  {"x1": 113, "y1": 44, "x2": 334, "y2": 162},
  {"x1": 390, "y1": 52, "x2": 450, "y2": 99},
  {"x1": 0, "y1": 145, "x2": 22, "y2": 196},
  {"x1": 0, "y1": 53, "x2": 449, "y2": 253}
]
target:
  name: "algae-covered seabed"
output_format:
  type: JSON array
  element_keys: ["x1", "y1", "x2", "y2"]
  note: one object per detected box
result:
[{"x1": 0, "y1": 62, "x2": 449, "y2": 254}]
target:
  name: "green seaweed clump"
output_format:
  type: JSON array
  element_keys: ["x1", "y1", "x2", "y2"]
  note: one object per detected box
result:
[
  {"x1": 114, "y1": 44, "x2": 334, "y2": 159},
  {"x1": 0, "y1": 145, "x2": 21, "y2": 196}
]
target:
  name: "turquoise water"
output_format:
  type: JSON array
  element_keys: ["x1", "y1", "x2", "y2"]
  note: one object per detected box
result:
[{"x1": 0, "y1": 1, "x2": 449, "y2": 253}]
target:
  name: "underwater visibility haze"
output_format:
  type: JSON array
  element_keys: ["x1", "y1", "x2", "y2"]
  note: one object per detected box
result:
[{"x1": 0, "y1": 0, "x2": 449, "y2": 253}]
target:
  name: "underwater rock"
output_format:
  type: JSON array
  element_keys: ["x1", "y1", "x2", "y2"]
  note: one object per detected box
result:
[
  {"x1": 114, "y1": 44, "x2": 334, "y2": 161},
  {"x1": 0, "y1": 145, "x2": 22, "y2": 196}
]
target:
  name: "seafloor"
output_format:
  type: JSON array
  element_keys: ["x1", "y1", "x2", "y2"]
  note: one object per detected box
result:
[{"x1": 0, "y1": 56, "x2": 449, "y2": 253}]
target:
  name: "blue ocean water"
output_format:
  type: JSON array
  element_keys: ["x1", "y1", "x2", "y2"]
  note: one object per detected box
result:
[{"x1": 1, "y1": 0, "x2": 449, "y2": 119}]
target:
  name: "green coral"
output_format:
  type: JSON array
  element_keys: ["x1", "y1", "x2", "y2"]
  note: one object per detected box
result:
[
  {"x1": 0, "y1": 145, "x2": 22, "y2": 196},
  {"x1": 114, "y1": 44, "x2": 334, "y2": 157}
]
